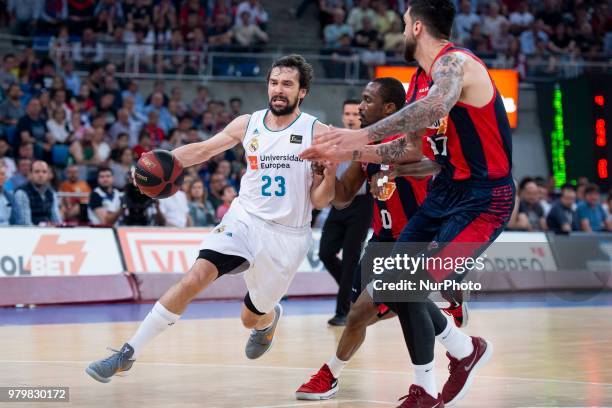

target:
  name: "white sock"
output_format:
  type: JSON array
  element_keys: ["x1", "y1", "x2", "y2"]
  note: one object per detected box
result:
[
  {"x1": 326, "y1": 355, "x2": 348, "y2": 378},
  {"x1": 128, "y1": 302, "x2": 181, "y2": 358},
  {"x1": 436, "y1": 320, "x2": 473, "y2": 360},
  {"x1": 413, "y1": 361, "x2": 437, "y2": 398}
]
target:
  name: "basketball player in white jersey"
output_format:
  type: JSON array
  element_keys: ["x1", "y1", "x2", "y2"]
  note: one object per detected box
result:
[{"x1": 86, "y1": 55, "x2": 336, "y2": 383}]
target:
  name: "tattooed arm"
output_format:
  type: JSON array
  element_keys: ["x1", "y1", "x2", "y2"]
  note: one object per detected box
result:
[
  {"x1": 364, "y1": 52, "x2": 467, "y2": 143},
  {"x1": 350, "y1": 129, "x2": 425, "y2": 164}
]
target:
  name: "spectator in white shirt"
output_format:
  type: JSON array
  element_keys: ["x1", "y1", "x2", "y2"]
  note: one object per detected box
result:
[
  {"x1": 232, "y1": 11, "x2": 269, "y2": 47},
  {"x1": 126, "y1": 28, "x2": 154, "y2": 71},
  {"x1": 509, "y1": 1, "x2": 534, "y2": 33},
  {"x1": 159, "y1": 187, "x2": 192, "y2": 228},
  {"x1": 454, "y1": 0, "x2": 481, "y2": 42},
  {"x1": 72, "y1": 28, "x2": 104, "y2": 66},
  {"x1": 324, "y1": 8, "x2": 354, "y2": 49},
  {"x1": 347, "y1": 0, "x2": 377, "y2": 32},
  {"x1": 235, "y1": 0, "x2": 269, "y2": 30},
  {"x1": 47, "y1": 108, "x2": 71, "y2": 144},
  {"x1": 0, "y1": 137, "x2": 16, "y2": 178},
  {"x1": 481, "y1": 2, "x2": 507, "y2": 41},
  {"x1": 88, "y1": 166, "x2": 122, "y2": 225},
  {"x1": 109, "y1": 109, "x2": 132, "y2": 145},
  {"x1": 520, "y1": 19, "x2": 549, "y2": 55}
]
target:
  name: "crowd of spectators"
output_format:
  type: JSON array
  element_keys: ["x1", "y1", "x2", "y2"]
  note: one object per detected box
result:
[
  {"x1": 3, "y1": 0, "x2": 610, "y2": 80},
  {"x1": 314, "y1": 0, "x2": 611, "y2": 79},
  {"x1": 5, "y1": 0, "x2": 270, "y2": 75},
  {"x1": 0, "y1": 50, "x2": 245, "y2": 227},
  {"x1": 508, "y1": 176, "x2": 612, "y2": 233}
]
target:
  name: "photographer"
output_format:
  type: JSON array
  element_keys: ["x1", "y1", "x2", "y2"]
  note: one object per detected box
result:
[{"x1": 121, "y1": 172, "x2": 166, "y2": 226}]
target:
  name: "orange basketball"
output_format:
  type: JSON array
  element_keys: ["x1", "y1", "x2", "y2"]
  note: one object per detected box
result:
[{"x1": 134, "y1": 150, "x2": 184, "y2": 199}]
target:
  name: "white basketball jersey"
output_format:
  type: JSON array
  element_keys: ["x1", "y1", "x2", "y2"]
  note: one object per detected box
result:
[{"x1": 237, "y1": 109, "x2": 318, "y2": 228}]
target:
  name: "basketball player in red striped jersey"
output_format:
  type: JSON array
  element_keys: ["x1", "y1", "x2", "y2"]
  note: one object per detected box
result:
[
  {"x1": 301, "y1": 0, "x2": 515, "y2": 406},
  {"x1": 296, "y1": 77, "x2": 467, "y2": 401}
]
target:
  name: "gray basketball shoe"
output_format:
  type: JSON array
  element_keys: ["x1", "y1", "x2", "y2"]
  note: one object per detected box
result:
[
  {"x1": 245, "y1": 303, "x2": 283, "y2": 359},
  {"x1": 86, "y1": 343, "x2": 135, "y2": 383}
]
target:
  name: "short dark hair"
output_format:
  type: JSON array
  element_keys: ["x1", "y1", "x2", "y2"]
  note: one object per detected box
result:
[
  {"x1": 408, "y1": 0, "x2": 456, "y2": 39},
  {"x1": 519, "y1": 176, "x2": 534, "y2": 191},
  {"x1": 266, "y1": 54, "x2": 314, "y2": 95},
  {"x1": 343, "y1": 99, "x2": 360, "y2": 107},
  {"x1": 3, "y1": 53, "x2": 15, "y2": 62},
  {"x1": 584, "y1": 183, "x2": 600, "y2": 195},
  {"x1": 138, "y1": 131, "x2": 151, "y2": 141},
  {"x1": 560, "y1": 183, "x2": 576, "y2": 193},
  {"x1": 371, "y1": 77, "x2": 406, "y2": 112},
  {"x1": 230, "y1": 97, "x2": 242, "y2": 104},
  {"x1": 534, "y1": 176, "x2": 546, "y2": 187},
  {"x1": 97, "y1": 166, "x2": 113, "y2": 177}
]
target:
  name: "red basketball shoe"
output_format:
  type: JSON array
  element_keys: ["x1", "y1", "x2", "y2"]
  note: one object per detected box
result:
[
  {"x1": 397, "y1": 385, "x2": 444, "y2": 407},
  {"x1": 441, "y1": 301, "x2": 468, "y2": 328},
  {"x1": 441, "y1": 288, "x2": 469, "y2": 328},
  {"x1": 295, "y1": 364, "x2": 339, "y2": 400},
  {"x1": 442, "y1": 336, "x2": 493, "y2": 406}
]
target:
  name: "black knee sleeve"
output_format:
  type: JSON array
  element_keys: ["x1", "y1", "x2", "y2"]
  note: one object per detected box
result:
[
  {"x1": 197, "y1": 250, "x2": 249, "y2": 277},
  {"x1": 244, "y1": 292, "x2": 265, "y2": 316}
]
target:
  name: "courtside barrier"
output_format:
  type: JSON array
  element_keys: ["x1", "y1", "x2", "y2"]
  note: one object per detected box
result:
[
  {"x1": 116, "y1": 227, "x2": 338, "y2": 301},
  {"x1": 0, "y1": 227, "x2": 610, "y2": 306},
  {"x1": 0, "y1": 227, "x2": 133, "y2": 306}
]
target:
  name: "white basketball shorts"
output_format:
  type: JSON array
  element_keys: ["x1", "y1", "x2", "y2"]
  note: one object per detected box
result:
[{"x1": 199, "y1": 200, "x2": 312, "y2": 313}]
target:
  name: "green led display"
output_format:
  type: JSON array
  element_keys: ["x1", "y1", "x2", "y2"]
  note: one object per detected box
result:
[{"x1": 550, "y1": 84, "x2": 568, "y2": 187}]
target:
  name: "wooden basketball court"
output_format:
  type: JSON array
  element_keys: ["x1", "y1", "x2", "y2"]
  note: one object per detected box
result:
[{"x1": 2, "y1": 304, "x2": 612, "y2": 407}]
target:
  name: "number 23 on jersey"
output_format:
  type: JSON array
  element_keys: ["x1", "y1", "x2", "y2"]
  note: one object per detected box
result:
[{"x1": 261, "y1": 175, "x2": 286, "y2": 196}]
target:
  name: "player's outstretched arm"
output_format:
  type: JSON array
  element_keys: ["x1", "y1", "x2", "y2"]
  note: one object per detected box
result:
[
  {"x1": 365, "y1": 52, "x2": 467, "y2": 143},
  {"x1": 352, "y1": 132, "x2": 424, "y2": 164},
  {"x1": 299, "y1": 53, "x2": 467, "y2": 163},
  {"x1": 333, "y1": 161, "x2": 367, "y2": 210},
  {"x1": 172, "y1": 114, "x2": 251, "y2": 167}
]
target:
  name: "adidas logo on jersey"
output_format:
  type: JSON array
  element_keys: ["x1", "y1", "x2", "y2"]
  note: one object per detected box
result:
[{"x1": 253, "y1": 128, "x2": 260, "y2": 134}]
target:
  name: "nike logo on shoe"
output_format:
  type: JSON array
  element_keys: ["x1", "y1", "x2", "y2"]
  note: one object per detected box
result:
[{"x1": 464, "y1": 349, "x2": 479, "y2": 371}]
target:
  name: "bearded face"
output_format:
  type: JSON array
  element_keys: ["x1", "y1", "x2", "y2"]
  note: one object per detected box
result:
[{"x1": 268, "y1": 93, "x2": 299, "y2": 116}]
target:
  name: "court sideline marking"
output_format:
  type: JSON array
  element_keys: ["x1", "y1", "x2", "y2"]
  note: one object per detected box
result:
[{"x1": 2, "y1": 360, "x2": 612, "y2": 388}]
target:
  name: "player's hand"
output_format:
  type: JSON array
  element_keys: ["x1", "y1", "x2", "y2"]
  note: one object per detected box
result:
[
  {"x1": 322, "y1": 161, "x2": 338, "y2": 178},
  {"x1": 130, "y1": 166, "x2": 144, "y2": 193},
  {"x1": 311, "y1": 161, "x2": 325, "y2": 176},
  {"x1": 300, "y1": 126, "x2": 368, "y2": 162},
  {"x1": 369, "y1": 171, "x2": 387, "y2": 197}
]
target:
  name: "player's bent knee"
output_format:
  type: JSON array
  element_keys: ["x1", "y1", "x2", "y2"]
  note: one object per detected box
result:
[{"x1": 347, "y1": 299, "x2": 377, "y2": 328}]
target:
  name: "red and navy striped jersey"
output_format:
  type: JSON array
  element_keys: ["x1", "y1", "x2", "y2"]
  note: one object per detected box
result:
[
  {"x1": 364, "y1": 135, "x2": 429, "y2": 240},
  {"x1": 407, "y1": 43, "x2": 512, "y2": 183}
]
